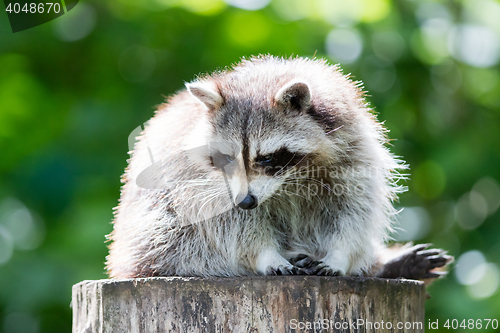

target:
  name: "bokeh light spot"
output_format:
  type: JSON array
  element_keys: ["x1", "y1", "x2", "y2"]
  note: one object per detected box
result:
[
  {"x1": 225, "y1": 12, "x2": 271, "y2": 47},
  {"x1": 360, "y1": 0, "x2": 390, "y2": 23},
  {"x1": 448, "y1": 24, "x2": 500, "y2": 68},
  {"x1": 367, "y1": 69, "x2": 396, "y2": 93},
  {"x1": 0, "y1": 225, "x2": 14, "y2": 265},
  {"x1": 413, "y1": 160, "x2": 446, "y2": 200},
  {"x1": 54, "y1": 3, "x2": 97, "y2": 42},
  {"x1": 224, "y1": 0, "x2": 271, "y2": 11},
  {"x1": 325, "y1": 28, "x2": 363, "y2": 64},
  {"x1": 456, "y1": 191, "x2": 488, "y2": 230},
  {"x1": 462, "y1": 0, "x2": 500, "y2": 39},
  {"x1": 372, "y1": 31, "x2": 405, "y2": 62},
  {"x1": 179, "y1": 0, "x2": 226, "y2": 15},
  {"x1": 430, "y1": 60, "x2": 462, "y2": 95},
  {"x1": 320, "y1": 0, "x2": 361, "y2": 26},
  {"x1": 393, "y1": 207, "x2": 431, "y2": 241},
  {"x1": 472, "y1": 177, "x2": 500, "y2": 216},
  {"x1": 420, "y1": 20, "x2": 451, "y2": 62},
  {"x1": 1, "y1": 199, "x2": 45, "y2": 251},
  {"x1": 270, "y1": 0, "x2": 312, "y2": 21},
  {"x1": 455, "y1": 250, "x2": 486, "y2": 285},
  {"x1": 467, "y1": 263, "x2": 500, "y2": 299},
  {"x1": 469, "y1": 191, "x2": 488, "y2": 220},
  {"x1": 411, "y1": 2, "x2": 452, "y2": 65},
  {"x1": 360, "y1": 56, "x2": 397, "y2": 94},
  {"x1": 415, "y1": 1, "x2": 452, "y2": 26}
]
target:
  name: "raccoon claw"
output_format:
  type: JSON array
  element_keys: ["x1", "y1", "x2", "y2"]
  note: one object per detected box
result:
[
  {"x1": 288, "y1": 255, "x2": 344, "y2": 276},
  {"x1": 316, "y1": 265, "x2": 341, "y2": 276},
  {"x1": 266, "y1": 265, "x2": 305, "y2": 276},
  {"x1": 378, "y1": 244, "x2": 454, "y2": 280},
  {"x1": 303, "y1": 262, "x2": 340, "y2": 276}
]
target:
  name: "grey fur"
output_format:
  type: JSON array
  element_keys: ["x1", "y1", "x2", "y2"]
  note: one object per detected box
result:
[{"x1": 106, "y1": 56, "x2": 443, "y2": 279}]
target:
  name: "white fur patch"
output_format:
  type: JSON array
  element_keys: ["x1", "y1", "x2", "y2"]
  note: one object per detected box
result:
[
  {"x1": 321, "y1": 250, "x2": 351, "y2": 276},
  {"x1": 255, "y1": 248, "x2": 291, "y2": 275}
]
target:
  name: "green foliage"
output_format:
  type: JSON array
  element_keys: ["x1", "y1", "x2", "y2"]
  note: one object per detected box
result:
[{"x1": 1, "y1": 0, "x2": 499, "y2": 331}]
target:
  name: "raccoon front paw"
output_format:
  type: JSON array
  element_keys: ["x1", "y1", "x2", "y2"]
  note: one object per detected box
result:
[
  {"x1": 266, "y1": 265, "x2": 304, "y2": 276},
  {"x1": 288, "y1": 254, "x2": 344, "y2": 276},
  {"x1": 289, "y1": 254, "x2": 314, "y2": 268},
  {"x1": 379, "y1": 244, "x2": 454, "y2": 280},
  {"x1": 289, "y1": 254, "x2": 319, "y2": 273},
  {"x1": 310, "y1": 263, "x2": 342, "y2": 276}
]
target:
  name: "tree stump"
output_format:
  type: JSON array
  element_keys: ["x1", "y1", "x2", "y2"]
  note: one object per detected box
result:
[{"x1": 72, "y1": 276, "x2": 425, "y2": 332}]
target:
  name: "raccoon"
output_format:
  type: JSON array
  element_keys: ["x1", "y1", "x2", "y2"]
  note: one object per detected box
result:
[{"x1": 106, "y1": 55, "x2": 452, "y2": 279}]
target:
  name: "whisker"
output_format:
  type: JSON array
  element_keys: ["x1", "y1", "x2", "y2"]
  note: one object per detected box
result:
[{"x1": 325, "y1": 125, "x2": 344, "y2": 135}]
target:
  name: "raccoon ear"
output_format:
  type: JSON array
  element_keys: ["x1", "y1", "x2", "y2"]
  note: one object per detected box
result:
[
  {"x1": 186, "y1": 80, "x2": 223, "y2": 112},
  {"x1": 275, "y1": 80, "x2": 311, "y2": 112}
]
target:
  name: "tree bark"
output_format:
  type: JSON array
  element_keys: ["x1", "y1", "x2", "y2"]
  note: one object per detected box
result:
[{"x1": 72, "y1": 276, "x2": 425, "y2": 333}]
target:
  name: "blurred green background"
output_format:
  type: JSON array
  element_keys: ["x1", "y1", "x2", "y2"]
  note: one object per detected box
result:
[{"x1": 1, "y1": 0, "x2": 499, "y2": 332}]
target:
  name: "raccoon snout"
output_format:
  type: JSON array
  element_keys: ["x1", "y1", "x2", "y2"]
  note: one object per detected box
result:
[{"x1": 236, "y1": 193, "x2": 258, "y2": 210}]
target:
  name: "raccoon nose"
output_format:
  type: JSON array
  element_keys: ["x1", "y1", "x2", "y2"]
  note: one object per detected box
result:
[{"x1": 237, "y1": 194, "x2": 258, "y2": 210}]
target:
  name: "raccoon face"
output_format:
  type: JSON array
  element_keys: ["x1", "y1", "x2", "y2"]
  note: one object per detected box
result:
[{"x1": 186, "y1": 79, "x2": 333, "y2": 209}]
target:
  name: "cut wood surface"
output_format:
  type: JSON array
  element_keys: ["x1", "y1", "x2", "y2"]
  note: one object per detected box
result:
[{"x1": 72, "y1": 276, "x2": 425, "y2": 333}]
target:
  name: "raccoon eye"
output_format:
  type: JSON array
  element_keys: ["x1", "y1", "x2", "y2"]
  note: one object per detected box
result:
[
  {"x1": 210, "y1": 152, "x2": 235, "y2": 169},
  {"x1": 224, "y1": 154, "x2": 235, "y2": 163},
  {"x1": 257, "y1": 154, "x2": 274, "y2": 166}
]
